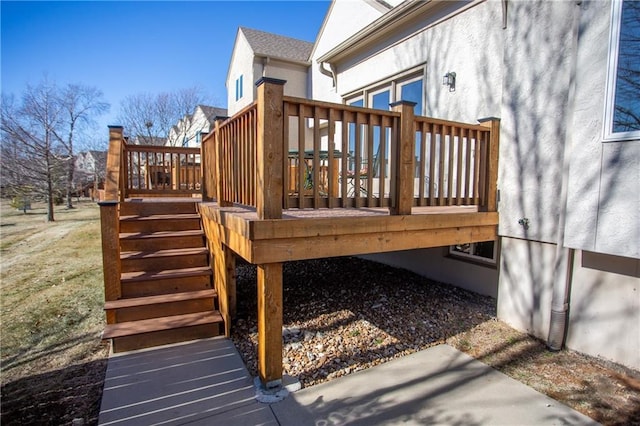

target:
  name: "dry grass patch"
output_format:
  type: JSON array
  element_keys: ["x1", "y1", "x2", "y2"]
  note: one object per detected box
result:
[{"x1": 1, "y1": 199, "x2": 109, "y2": 425}]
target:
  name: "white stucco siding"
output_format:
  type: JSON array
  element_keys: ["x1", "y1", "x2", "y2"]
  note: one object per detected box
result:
[
  {"x1": 497, "y1": 237, "x2": 556, "y2": 339},
  {"x1": 565, "y1": 0, "x2": 640, "y2": 259},
  {"x1": 311, "y1": 0, "x2": 389, "y2": 103},
  {"x1": 498, "y1": 0, "x2": 577, "y2": 243},
  {"x1": 227, "y1": 34, "x2": 255, "y2": 116},
  {"x1": 566, "y1": 251, "x2": 640, "y2": 370},
  {"x1": 262, "y1": 60, "x2": 309, "y2": 98},
  {"x1": 325, "y1": 1, "x2": 503, "y2": 123}
]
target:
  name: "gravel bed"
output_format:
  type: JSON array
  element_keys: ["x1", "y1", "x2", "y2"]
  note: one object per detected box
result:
[{"x1": 231, "y1": 256, "x2": 495, "y2": 388}]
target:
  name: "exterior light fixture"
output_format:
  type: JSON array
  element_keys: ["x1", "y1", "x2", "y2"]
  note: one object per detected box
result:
[{"x1": 443, "y1": 72, "x2": 456, "y2": 92}]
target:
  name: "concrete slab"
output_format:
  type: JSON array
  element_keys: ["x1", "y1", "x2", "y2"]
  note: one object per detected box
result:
[
  {"x1": 99, "y1": 339, "x2": 599, "y2": 426},
  {"x1": 98, "y1": 337, "x2": 276, "y2": 425},
  {"x1": 271, "y1": 345, "x2": 600, "y2": 426}
]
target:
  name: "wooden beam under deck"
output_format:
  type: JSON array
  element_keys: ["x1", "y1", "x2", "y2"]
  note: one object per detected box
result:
[{"x1": 199, "y1": 203, "x2": 498, "y2": 265}]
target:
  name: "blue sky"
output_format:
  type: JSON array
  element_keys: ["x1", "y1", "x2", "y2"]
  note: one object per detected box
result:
[{"x1": 1, "y1": 0, "x2": 330, "y2": 142}]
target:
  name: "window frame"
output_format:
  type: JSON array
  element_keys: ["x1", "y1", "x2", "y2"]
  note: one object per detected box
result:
[
  {"x1": 448, "y1": 240, "x2": 499, "y2": 267},
  {"x1": 235, "y1": 75, "x2": 244, "y2": 102},
  {"x1": 603, "y1": 0, "x2": 640, "y2": 142},
  {"x1": 343, "y1": 65, "x2": 426, "y2": 116}
]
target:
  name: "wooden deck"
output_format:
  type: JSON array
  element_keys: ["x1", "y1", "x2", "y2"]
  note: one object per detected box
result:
[
  {"x1": 198, "y1": 202, "x2": 497, "y2": 264},
  {"x1": 99, "y1": 79, "x2": 500, "y2": 389}
]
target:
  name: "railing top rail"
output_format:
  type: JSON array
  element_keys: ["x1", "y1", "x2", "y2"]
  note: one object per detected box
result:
[
  {"x1": 219, "y1": 102, "x2": 258, "y2": 127},
  {"x1": 124, "y1": 144, "x2": 200, "y2": 154},
  {"x1": 283, "y1": 95, "x2": 400, "y2": 119},
  {"x1": 414, "y1": 115, "x2": 490, "y2": 132}
]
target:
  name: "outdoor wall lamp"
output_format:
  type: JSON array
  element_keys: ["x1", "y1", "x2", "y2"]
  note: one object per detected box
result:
[{"x1": 443, "y1": 72, "x2": 456, "y2": 92}]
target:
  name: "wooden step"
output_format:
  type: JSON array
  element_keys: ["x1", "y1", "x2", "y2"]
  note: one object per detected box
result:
[
  {"x1": 119, "y1": 213, "x2": 201, "y2": 233},
  {"x1": 105, "y1": 289, "x2": 217, "y2": 322},
  {"x1": 120, "y1": 247, "x2": 209, "y2": 273},
  {"x1": 120, "y1": 201, "x2": 197, "y2": 217},
  {"x1": 120, "y1": 266, "x2": 213, "y2": 297},
  {"x1": 120, "y1": 229, "x2": 206, "y2": 251},
  {"x1": 103, "y1": 311, "x2": 224, "y2": 353}
]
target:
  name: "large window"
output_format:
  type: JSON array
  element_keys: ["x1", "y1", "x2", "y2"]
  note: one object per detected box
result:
[
  {"x1": 345, "y1": 69, "x2": 425, "y2": 179},
  {"x1": 604, "y1": 0, "x2": 640, "y2": 141}
]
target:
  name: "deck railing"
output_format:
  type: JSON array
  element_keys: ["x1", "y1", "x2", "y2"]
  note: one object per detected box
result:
[
  {"x1": 201, "y1": 79, "x2": 499, "y2": 217},
  {"x1": 100, "y1": 129, "x2": 202, "y2": 200}
]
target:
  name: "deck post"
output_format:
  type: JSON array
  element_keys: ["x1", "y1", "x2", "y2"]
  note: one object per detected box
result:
[
  {"x1": 257, "y1": 262, "x2": 283, "y2": 388},
  {"x1": 390, "y1": 101, "x2": 416, "y2": 215},
  {"x1": 98, "y1": 200, "x2": 121, "y2": 322},
  {"x1": 214, "y1": 118, "x2": 233, "y2": 207},
  {"x1": 256, "y1": 78, "x2": 286, "y2": 220},
  {"x1": 478, "y1": 117, "x2": 500, "y2": 212},
  {"x1": 213, "y1": 239, "x2": 237, "y2": 336},
  {"x1": 200, "y1": 132, "x2": 210, "y2": 200}
]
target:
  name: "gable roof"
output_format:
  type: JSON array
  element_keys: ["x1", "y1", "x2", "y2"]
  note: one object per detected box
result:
[
  {"x1": 239, "y1": 27, "x2": 314, "y2": 64},
  {"x1": 198, "y1": 105, "x2": 228, "y2": 122}
]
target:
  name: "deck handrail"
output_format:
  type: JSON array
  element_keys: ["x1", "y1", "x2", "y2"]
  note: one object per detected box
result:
[
  {"x1": 199, "y1": 79, "x2": 499, "y2": 214},
  {"x1": 121, "y1": 143, "x2": 201, "y2": 198}
]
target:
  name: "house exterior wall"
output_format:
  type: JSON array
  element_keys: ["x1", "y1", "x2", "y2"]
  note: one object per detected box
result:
[
  {"x1": 335, "y1": 1, "x2": 503, "y2": 123},
  {"x1": 496, "y1": 0, "x2": 639, "y2": 370},
  {"x1": 564, "y1": 0, "x2": 640, "y2": 259},
  {"x1": 310, "y1": 0, "x2": 390, "y2": 103},
  {"x1": 260, "y1": 59, "x2": 309, "y2": 98},
  {"x1": 227, "y1": 33, "x2": 255, "y2": 116},
  {"x1": 567, "y1": 251, "x2": 640, "y2": 369}
]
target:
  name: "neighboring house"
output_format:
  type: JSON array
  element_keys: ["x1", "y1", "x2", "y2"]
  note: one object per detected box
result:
[
  {"x1": 226, "y1": 0, "x2": 639, "y2": 369},
  {"x1": 226, "y1": 27, "x2": 315, "y2": 116},
  {"x1": 130, "y1": 135, "x2": 167, "y2": 146},
  {"x1": 75, "y1": 150, "x2": 107, "y2": 197},
  {"x1": 167, "y1": 105, "x2": 228, "y2": 148}
]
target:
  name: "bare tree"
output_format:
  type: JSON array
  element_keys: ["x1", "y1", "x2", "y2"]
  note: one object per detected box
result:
[
  {"x1": 1, "y1": 81, "x2": 66, "y2": 221},
  {"x1": 117, "y1": 87, "x2": 207, "y2": 145},
  {"x1": 54, "y1": 84, "x2": 109, "y2": 209}
]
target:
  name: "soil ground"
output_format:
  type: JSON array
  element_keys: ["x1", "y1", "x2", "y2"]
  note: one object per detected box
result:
[{"x1": 1, "y1": 199, "x2": 638, "y2": 425}]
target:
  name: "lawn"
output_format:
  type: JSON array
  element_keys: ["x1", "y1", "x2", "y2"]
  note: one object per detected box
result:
[{"x1": 0, "y1": 198, "x2": 109, "y2": 425}]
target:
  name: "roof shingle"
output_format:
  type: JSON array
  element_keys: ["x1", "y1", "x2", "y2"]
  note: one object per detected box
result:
[{"x1": 240, "y1": 27, "x2": 314, "y2": 63}]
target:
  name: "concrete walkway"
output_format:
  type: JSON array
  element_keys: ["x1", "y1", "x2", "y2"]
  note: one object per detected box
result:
[{"x1": 98, "y1": 337, "x2": 598, "y2": 425}]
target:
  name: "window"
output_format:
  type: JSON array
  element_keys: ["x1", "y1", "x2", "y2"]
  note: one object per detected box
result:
[
  {"x1": 345, "y1": 71, "x2": 425, "y2": 180},
  {"x1": 604, "y1": 0, "x2": 640, "y2": 141},
  {"x1": 449, "y1": 240, "x2": 497, "y2": 266},
  {"x1": 345, "y1": 70, "x2": 424, "y2": 115},
  {"x1": 235, "y1": 75, "x2": 244, "y2": 101}
]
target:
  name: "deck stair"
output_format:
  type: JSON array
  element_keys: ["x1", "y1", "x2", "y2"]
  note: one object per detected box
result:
[{"x1": 103, "y1": 200, "x2": 224, "y2": 353}]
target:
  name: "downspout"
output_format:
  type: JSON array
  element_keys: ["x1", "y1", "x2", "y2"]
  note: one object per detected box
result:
[
  {"x1": 319, "y1": 62, "x2": 337, "y2": 88},
  {"x1": 547, "y1": 1, "x2": 582, "y2": 350}
]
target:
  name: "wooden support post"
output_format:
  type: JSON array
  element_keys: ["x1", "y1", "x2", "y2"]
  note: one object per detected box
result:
[
  {"x1": 256, "y1": 78, "x2": 286, "y2": 220},
  {"x1": 478, "y1": 117, "x2": 500, "y2": 212},
  {"x1": 105, "y1": 126, "x2": 124, "y2": 202},
  {"x1": 390, "y1": 101, "x2": 416, "y2": 215},
  {"x1": 213, "y1": 240, "x2": 236, "y2": 337},
  {"x1": 257, "y1": 262, "x2": 283, "y2": 388},
  {"x1": 99, "y1": 201, "x2": 121, "y2": 324}
]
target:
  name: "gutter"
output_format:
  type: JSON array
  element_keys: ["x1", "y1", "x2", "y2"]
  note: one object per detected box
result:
[{"x1": 317, "y1": 0, "x2": 435, "y2": 64}]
